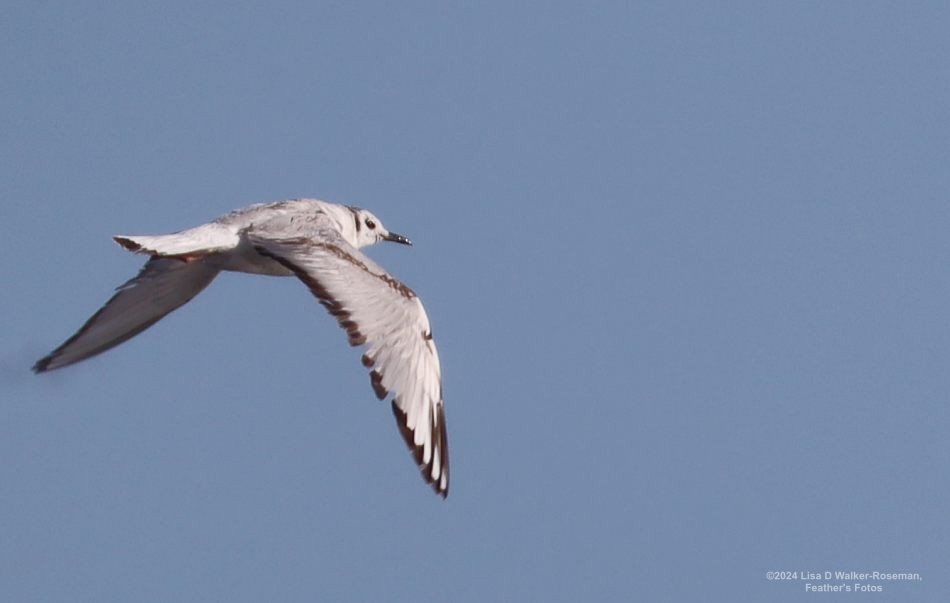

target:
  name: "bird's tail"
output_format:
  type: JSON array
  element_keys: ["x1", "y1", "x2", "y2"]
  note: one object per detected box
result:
[{"x1": 114, "y1": 223, "x2": 237, "y2": 258}]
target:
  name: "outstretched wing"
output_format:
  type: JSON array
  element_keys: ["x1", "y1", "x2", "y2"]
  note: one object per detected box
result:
[
  {"x1": 250, "y1": 231, "x2": 449, "y2": 497},
  {"x1": 33, "y1": 257, "x2": 220, "y2": 372}
]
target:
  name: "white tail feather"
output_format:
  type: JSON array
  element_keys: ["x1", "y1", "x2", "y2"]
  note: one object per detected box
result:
[{"x1": 114, "y1": 224, "x2": 238, "y2": 257}]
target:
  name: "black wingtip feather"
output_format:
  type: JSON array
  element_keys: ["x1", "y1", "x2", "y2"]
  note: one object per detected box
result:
[
  {"x1": 32, "y1": 356, "x2": 52, "y2": 373},
  {"x1": 391, "y1": 400, "x2": 449, "y2": 499}
]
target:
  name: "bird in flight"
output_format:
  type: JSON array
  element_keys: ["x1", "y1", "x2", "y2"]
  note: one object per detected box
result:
[{"x1": 33, "y1": 199, "x2": 449, "y2": 498}]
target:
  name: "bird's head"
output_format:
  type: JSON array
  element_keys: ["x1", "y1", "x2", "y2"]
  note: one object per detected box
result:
[{"x1": 344, "y1": 206, "x2": 412, "y2": 249}]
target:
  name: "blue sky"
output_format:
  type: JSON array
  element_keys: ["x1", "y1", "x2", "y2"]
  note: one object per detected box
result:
[{"x1": 2, "y1": 2, "x2": 949, "y2": 601}]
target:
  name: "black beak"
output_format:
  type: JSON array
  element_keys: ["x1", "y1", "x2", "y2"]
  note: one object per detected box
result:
[{"x1": 383, "y1": 232, "x2": 412, "y2": 246}]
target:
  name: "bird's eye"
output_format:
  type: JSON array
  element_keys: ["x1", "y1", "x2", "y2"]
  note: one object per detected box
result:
[{"x1": 365, "y1": 219, "x2": 376, "y2": 230}]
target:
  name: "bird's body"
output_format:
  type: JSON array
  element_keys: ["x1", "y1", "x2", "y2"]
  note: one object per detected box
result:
[
  {"x1": 34, "y1": 199, "x2": 449, "y2": 497},
  {"x1": 115, "y1": 199, "x2": 381, "y2": 274}
]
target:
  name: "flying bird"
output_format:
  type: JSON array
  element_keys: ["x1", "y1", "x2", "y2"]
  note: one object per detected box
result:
[{"x1": 33, "y1": 199, "x2": 449, "y2": 497}]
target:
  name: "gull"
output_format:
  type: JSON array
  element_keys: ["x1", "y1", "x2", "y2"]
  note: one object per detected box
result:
[{"x1": 33, "y1": 199, "x2": 449, "y2": 497}]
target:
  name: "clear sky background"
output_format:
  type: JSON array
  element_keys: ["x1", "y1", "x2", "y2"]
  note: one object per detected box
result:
[{"x1": 2, "y1": 2, "x2": 948, "y2": 601}]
